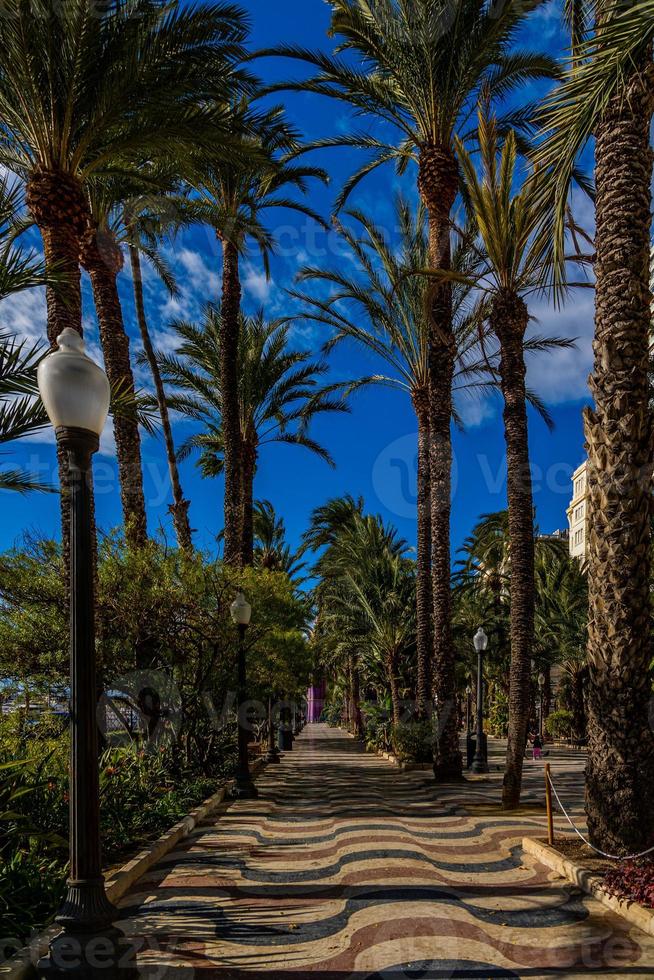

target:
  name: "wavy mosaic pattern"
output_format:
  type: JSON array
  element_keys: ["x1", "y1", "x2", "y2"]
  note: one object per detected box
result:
[{"x1": 120, "y1": 725, "x2": 654, "y2": 978}]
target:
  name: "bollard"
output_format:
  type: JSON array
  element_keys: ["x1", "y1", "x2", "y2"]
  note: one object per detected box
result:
[{"x1": 545, "y1": 763, "x2": 554, "y2": 846}]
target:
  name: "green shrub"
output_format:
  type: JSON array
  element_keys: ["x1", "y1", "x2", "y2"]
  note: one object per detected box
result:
[
  {"x1": 392, "y1": 720, "x2": 433, "y2": 763},
  {"x1": 321, "y1": 698, "x2": 343, "y2": 727},
  {"x1": 545, "y1": 709, "x2": 574, "y2": 739},
  {"x1": 360, "y1": 699, "x2": 392, "y2": 753}
]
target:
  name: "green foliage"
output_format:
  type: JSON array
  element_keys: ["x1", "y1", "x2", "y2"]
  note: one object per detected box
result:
[
  {"x1": 360, "y1": 698, "x2": 392, "y2": 754},
  {"x1": 321, "y1": 699, "x2": 343, "y2": 727},
  {"x1": 487, "y1": 685, "x2": 509, "y2": 738},
  {"x1": 392, "y1": 720, "x2": 433, "y2": 764},
  {"x1": 0, "y1": 534, "x2": 311, "y2": 944},
  {"x1": 545, "y1": 709, "x2": 575, "y2": 740}
]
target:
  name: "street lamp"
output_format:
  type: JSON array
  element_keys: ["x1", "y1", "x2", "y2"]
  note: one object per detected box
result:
[
  {"x1": 471, "y1": 627, "x2": 489, "y2": 774},
  {"x1": 36, "y1": 329, "x2": 136, "y2": 977},
  {"x1": 230, "y1": 592, "x2": 258, "y2": 799},
  {"x1": 538, "y1": 672, "x2": 546, "y2": 739}
]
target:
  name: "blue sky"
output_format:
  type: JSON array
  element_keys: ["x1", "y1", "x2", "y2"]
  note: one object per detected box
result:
[{"x1": 0, "y1": 0, "x2": 594, "y2": 562}]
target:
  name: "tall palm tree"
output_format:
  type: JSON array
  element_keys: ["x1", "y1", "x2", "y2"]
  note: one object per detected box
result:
[
  {"x1": 155, "y1": 307, "x2": 347, "y2": 565},
  {"x1": 291, "y1": 196, "x2": 487, "y2": 718},
  {"x1": 0, "y1": 0, "x2": 248, "y2": 550},
  {"x1": 125, "y1": 204, "x2": 194, "y2": 552},
  {"x1": 445, "y1": 113, "x2": 575, "y2": 807},
  {"x1": 534, "y1": 1, "x2": 654, "y2": 852},
  {"x1": 266, "y1": 0, "x2": 558, "y2": 777},
  {"x1": 188, "y1": 99, "x2": 328, "y2": 566},
  {"x1": 0, "y1": 0, "x2": 247, "y2": 342},
  {"x1": 80, "y1": 187, "x2": 148, "y2": 547}
]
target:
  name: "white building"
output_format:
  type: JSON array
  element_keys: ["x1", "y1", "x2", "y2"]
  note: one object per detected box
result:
[{"x1": 567, "y1": 461, "x2": 589, "y2": 560}]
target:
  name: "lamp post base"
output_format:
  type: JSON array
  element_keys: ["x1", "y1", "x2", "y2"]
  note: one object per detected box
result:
[
  {"x1": 37, "y1": 926, "x2": 138, "y2": 979},
  {"x1": 470, "y1": 733, "x2": 489, "y2": 774},
  {"x1": 230, "y1": 769, "x2": 259, "y2": 799},
  {"x1": 265, "y1": 745, "x2": 281, "y2": 763}
]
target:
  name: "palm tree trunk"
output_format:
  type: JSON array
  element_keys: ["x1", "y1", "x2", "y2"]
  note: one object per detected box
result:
[
  {"x1": 80, "y1": 227, "x2": 147, "y2": 548},
  {"x1": 350, "y1": 657, "x2": 362, "y2": 737},
  {"x1": 493, "y1": 290, "x2": 535, "y2": 810},
  {"x1": 219, "y1": 236, "x2": 243, "y2": 567},
  {"x1": 128, "y1": 245, "x2": 193, "y2": 552},
  {"x1": 571, "y1": 665, "x2": 587, "y2": 741},
  {"x1": 583, "y1": 52, "x2": 654, "y2": 853},
  {"x1": 387, "y1": 649, "x2": 401, "y2": 730},
  {"x1": 413, "y1": 389, "x2": 432, "y2": 719},
  {"x1": 241, "y1": 438, "x2": 257, "y2": 566},
  {"x1": 418, "y1": 143, "x2": 461, "y2": 779},
  {"x1": 25, "y1": 170, "x2": 89, "y2": 584}
]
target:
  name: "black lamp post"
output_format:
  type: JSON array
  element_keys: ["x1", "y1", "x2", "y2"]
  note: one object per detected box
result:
[
  {"x1": 538, "y1": 672, "x2": 546, "y2": 739},
  {"x1": 471, "y1": 626, "x2": 489, "y2": 774},
  {"x1": 230, "y1": 592, "x2": 258, "y2": 799},
  {"x1": 265, "y1": 695, "x2": 280, "y2": 763},
  {"x1": 36, "y1": 329, "x2": 136, "y2": 978}
]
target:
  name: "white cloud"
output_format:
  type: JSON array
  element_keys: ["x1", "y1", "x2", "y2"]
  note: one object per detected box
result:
[
  {"x1": 242, "y1": 263, "x2": 273, "y2": 304},
  {"x1": 526, "y1": 287, "x2": 595, "y2": 404},
  {"x1": 0, "y1": 284, "x2": 47, "y2": 342}
]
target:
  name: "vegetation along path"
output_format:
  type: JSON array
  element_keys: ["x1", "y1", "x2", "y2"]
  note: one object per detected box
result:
[{"x1": 120, "y1": 725, "x2": 654, "y2": 977}]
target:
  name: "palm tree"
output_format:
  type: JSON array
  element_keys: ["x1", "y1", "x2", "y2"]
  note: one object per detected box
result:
[
  {"x1": 445, "y1": 113, "x2": 575, "y2": 807},
  {"x1": 533, "y1": 543, "x2": 588, "y2": 741},
  {"x1": 308, "y1": 501, "x2": 415, "y2": 730},
  {"x1": 266, "y1": 0, "x2": 558, "y2": 777},
  {"x1": 0, "y1": 0, "x2": 247, "y2": 342},
  {"x1": 0, "y1": 0, "x2": 248, "y2": 551},
  {"x1": 0, "y1": 177, "x2": 59, "y2": 492},
  {"x1": 80, "y1": 187, "x2": 148, "y2": 547},
  {"x1": 188, "y1": 99, "x2": 328, "y2": 566},
  {"x1": 292, "y1": 196, "x2": 487, "y2": 719},
  {"x1": 125, "y1": 202, "x2": 194, "y2": 552},
  {"x1": 534, "y1": 1, "x2": 654, "y2": 852},
  {"x1": 0, "y1": 333, "x2": 52, "y2": 493},
  {"x1": 253, "y1": 500, "x2": 305, "y2": 583},
  {"x1": 155, "y1": 307, "x2": 347, "y2": 565}
]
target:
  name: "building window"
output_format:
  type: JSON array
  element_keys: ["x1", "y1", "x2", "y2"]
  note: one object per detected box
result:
[
  {"x1": 575, "y1": 506, "x2": 583, "y2": 521},
  {"x1": 575, "y1": 477, "x2": 584, "y2": 498},
  {"x1": 575, "y1": 529, "x2": 583, "y2": 547}
]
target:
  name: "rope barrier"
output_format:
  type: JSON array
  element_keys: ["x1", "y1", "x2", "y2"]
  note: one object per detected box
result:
[{"x1": 546, "y1": 769, "x2": 654, "y2": 862}]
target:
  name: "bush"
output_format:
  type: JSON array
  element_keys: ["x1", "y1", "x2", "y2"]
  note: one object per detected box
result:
[
  {"x1": 604, "y1": 860, "x2": 654, "y2": 909},
  {"x1": 392, "y1": 720, "x2": 433, "y2": 763},
  {"x1": 0, "y1": 717, "x2": 238, "y2": 947},
  {"x1": 360, "y1": 699, "x2": 392, "y2": 753},
  {"x1": 545, "y1": 709, "x2": 574, "y2": 740},
  {"x1": 321, "y1": 699, "x2": 343, "y2": 727}
]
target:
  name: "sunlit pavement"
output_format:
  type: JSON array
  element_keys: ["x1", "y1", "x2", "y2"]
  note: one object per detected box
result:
[{"x1": 120, "y1": 724, "x2": 654, "y2": 978}]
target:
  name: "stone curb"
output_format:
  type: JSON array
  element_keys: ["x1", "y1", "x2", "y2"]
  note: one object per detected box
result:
[
  {"x1": 523, "y1": 837, "x2": 654, "y2": 938},
  {"x1": 0, "y1": 759, "x2": 265, "y2": 979}
]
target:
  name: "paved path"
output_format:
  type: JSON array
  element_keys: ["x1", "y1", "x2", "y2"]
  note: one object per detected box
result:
[{"x1": 121, "y1": 724, "x2": 654, "y2": 978}]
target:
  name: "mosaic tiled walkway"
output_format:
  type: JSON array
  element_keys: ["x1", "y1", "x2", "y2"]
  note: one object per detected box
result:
[{"x1": 121, "y1": 724, "x2": 654, "y2": 978}]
